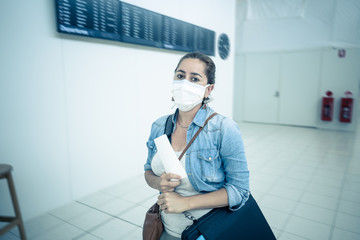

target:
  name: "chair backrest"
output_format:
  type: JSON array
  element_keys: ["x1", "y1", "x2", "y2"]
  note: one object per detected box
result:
[{"x1": 0, "y1": 164, "x2": 12, "y2": 179}]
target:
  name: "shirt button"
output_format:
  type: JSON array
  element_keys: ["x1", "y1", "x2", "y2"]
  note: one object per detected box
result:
[{"x1": 208, "y1": 157, "x2": 212, "y2": 160}]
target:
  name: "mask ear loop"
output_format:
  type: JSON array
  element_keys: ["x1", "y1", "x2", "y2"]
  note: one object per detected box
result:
[
  {"x1": 203, "y1": 84, "x2": 213, "y2": 104},
  {"x1": 171, "y1": 97, "x2": 177, "y2": 109}
]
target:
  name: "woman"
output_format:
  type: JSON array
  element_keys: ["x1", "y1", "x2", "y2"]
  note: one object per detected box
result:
[{"x1": 144, "y1": 52, "x2": 250, "y2": 240}]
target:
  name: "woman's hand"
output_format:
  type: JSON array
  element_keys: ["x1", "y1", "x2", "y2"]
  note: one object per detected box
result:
[
  {"x1": 144, "y1": 171, "x2": 180, "y2": 192},
  {"x1": 157, "y1": 192, "x2": 188, "y2": 213},
  {"x1": 159, "y1": 173, "x2": 181, "y2": 192}
]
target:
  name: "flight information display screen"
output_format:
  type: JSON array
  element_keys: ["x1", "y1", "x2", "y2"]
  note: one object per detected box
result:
[{"x1": 56, "y1": 0, "x2": 215, "y2": 55}]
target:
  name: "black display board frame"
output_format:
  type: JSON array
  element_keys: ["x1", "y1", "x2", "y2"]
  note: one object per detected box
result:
[{"x1": 56, "y1": 0, "x2": 215, "y2": 56}]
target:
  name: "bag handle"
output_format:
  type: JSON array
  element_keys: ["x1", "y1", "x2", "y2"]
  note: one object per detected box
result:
[
  {"x1": 164, "y1": 114, "x2": 174, "y2": 142},
  {"x1": 178, "y1": 112, "x2": 217, "y2": 160}
]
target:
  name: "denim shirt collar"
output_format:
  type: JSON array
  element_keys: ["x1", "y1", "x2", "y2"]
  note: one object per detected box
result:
[
  {"x1": 171, "y1": 105, "x2": 211, "y2": 129},
  {"x1": 192, "y1": 105, "x2": 210, "y2": 127}
]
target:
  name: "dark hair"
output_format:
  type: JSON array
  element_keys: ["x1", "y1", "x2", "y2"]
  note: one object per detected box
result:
[{"x1": 174, "y1": 52, "x2": 216, "y2": 85}]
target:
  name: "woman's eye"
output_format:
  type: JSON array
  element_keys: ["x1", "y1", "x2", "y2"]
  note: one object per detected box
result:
[
  {"x1": 191, "y1": 77, "x2": 199, "y2": 82},
  {"x1": 176, "y1": 74, "x2": 184, "y2": 79}
]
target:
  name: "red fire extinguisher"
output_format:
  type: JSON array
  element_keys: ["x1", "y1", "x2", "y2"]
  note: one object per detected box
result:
[
  {"x1": 321, "y1": 91, "x2": 334, "y2": 121},
  {"x1": 339, "y1": 91, "x2": 353, "y2": 123}
]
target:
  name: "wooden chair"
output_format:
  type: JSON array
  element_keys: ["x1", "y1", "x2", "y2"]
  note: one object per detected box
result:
[{"x1": 0, "y1": 164, "x2": 26, "y2": 239}]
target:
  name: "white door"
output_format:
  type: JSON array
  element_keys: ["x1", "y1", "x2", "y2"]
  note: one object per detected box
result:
[
  {"x1": 242, "y1": 51, "x2": 321, "y2": 127},
  {"x1": 278, "y1": 51, "x2": 321, "y2": 127},
  {"x1": 243, "y1": 54, "x2": 280, "y2": 124}
]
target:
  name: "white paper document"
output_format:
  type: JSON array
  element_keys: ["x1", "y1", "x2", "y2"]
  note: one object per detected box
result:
[{"x1": 154, "y1": 134, "x2": 187, "y2": 179}]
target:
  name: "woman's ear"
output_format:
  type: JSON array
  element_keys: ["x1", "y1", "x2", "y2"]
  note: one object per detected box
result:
[{"x1": 205, "y1": 84, "x2": 214, "y2": 98}]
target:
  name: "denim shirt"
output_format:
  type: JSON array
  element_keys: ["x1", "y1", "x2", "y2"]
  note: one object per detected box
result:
[{"x1": 144, "y1": 106, "x2": 250, "y2": 211}]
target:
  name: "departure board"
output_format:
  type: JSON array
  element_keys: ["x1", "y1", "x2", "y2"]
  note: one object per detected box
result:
[
  {"x1": 56, "y1": 0, "x2": 215, "y2": 55},
  {"x1": 120, "y1": 2, "x2": 163, "y2": 48}
]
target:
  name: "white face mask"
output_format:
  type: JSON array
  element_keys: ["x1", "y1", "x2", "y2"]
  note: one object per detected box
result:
[{"x1": 171, "y1": 80, "x2": 209, "y2": 112}]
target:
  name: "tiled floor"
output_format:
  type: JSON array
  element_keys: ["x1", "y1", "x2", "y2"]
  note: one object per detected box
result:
[{"x1": 1, "y1": 121, "x2": 360, "y2": 240}]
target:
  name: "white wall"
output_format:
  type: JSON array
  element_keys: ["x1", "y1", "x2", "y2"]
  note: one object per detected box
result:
[
  {"x1": 236, "y1": 0, "x2": 360, "y2": 52},
  {"x1": 0, "y1": 0, "x2": 236, "y2": 221},
  {"x1": 234, "y1": 0, "x2": 360, "y2": 131}
]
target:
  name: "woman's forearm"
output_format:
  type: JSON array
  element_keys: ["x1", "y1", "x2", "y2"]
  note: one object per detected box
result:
[
  {"x1": 158, "y1": 187, "x2": 229, "y2": 213},
  {"x1": 185, "y1": 188, "x2": 228, "y2": 210},
  {"x1": 144, "y1": 170, "x2": 161, "y2": 191}
]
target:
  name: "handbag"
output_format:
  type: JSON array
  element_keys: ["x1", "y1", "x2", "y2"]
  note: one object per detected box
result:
[
  {"x1": 181, "y1": 194, "x2": 276, "y2": 240},
  {"x1": 143, "y1": 202, "x2": 163, "y2": 240},
  {"x1": 143, "y1": 112, "x2": 218, "y2": 240}
]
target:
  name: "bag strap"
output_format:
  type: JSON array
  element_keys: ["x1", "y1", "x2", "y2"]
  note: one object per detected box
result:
[
  {"x1": 164, "y1": 114, "x2": 174, "y2": 142},
  {"x1": 163, "y1": 112, "x2": 218, "y2": 160},
  {"x1": 178, "y1": 112, "x2": 217, "y2": 160}
]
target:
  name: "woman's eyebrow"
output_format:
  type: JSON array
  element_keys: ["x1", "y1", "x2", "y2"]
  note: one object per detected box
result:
[
  {"x1": 190, "y1": 72, "x2": 203, "y2": 78},
  {"x1": 176, "y1": 69, "x2": 203, "y2": 78}
]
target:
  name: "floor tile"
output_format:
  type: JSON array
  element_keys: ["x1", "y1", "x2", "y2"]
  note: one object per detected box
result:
[
  {"x1": 305, "y1": 182, "x2": 342, "y2": 198},
  {"x1": 340, "y1": 189, "x2": 360, "y2": 204},
  {"x1": 249, "y1": 190, "x2": 266, "y2": 202},
  {"x1": 118, "y1": 205, "x2": 149, "y2": 227},
  {"x1": 74, "y1": 233, "x2": 102, "y2": 240},
  {"x1": 23, "y1": 213, "x2": 64, "y2": 238},
  {"x1": 282, "y1": 169, "x2": 314, "y2": 182},
  {"x1": 65, "y1": 207, "x2": 111, "y2": 231},
  {"x1": 249, "y1": 178, "x2": 273, "y2": 194},
  {"x1": 277, "y1": 231, "x2": 308, "y2": 240},
  {"x1": 50, "y1": 201, "x2": 92, "y2": 221},
  {"x1": 283, "y1": 215, "x2": 332, "y2": 240},
  {"x1": 288, "y1": 165, "x2": 316, "y2": 176},
  {"x1": 311, "y1": 174, "x2": 343, "y2": 189},
  {"x1": 90, "y1": 218, "x2": 138, "y2": 240},
  {"x1": 344, "y1": 173, "x2": 360, "y2": 184},
  {"x1": 78, "y1": 191, "x2": 114, "y2": 208},
  {"x1": 276, "y1": 176, "x2": 308, "y2": 191},
  {"x1": 28, "y1": 222, "x2": 83, "y2": 240},
  {"x1": 122, "y1": 227, "x2": 143, "y2": 240},
  {"x1": 269, "y1": 184, "x2": 303, "y2": 201},
  {"x1": 338, "y1": 199, "x2": 360, "y2": 217},
  {"x1": 127, "y1": 174, "x2": 148, "y2": 187},
  {"x1": 292, "y1": 202, "x2": 336, "y2": 225},
  {"x1": 331, "y1": 227, "x2": 360, "y2": 240},
  {"x1": 347, "y1": 166, "x2": 360, "y2": 175},
  {"x1": 334, "y1": 212, "x2": 360, "y2": 234},
  {"x1": 101, "y1": 183, "x2": 135, "y2": 198},
  {"x1": 269, "y1": 227, "x2": 281, "y2": 239},
  {"x1": 342, "y1": 181, "x2": 360, "y2": 193},
  {"x1": 261, "y1": 207, "x2": 290, "y2": 230},
  {"x1": 0, "y1": 232, "x2": 19, "y2": 240},
  {"x1": 121, "y1": 186, "x2": 158, "y2": 204},
  {"x1": 300, "y1": 191, "x2": 339, "y2": 210},
  {"x1": 139, "y1": 194, "x2": 159, "y2": 208},
  {"x1": 96, "y1": 197, "x2": 136, "y2": 216},
  {"x1": 314, "y1": 169, "x2": 344, "y2": 182},
  {"x1": 260, "y1": 194, "x2": 297, "y2": 214}
]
